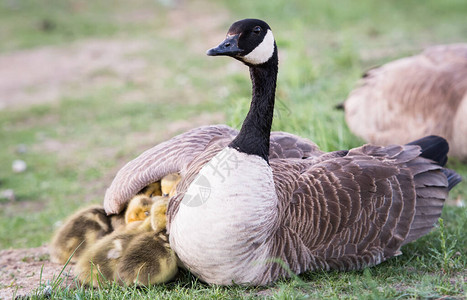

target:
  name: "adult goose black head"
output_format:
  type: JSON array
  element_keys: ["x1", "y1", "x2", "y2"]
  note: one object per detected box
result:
[
  {"x1": 103, "y1": 19, "x2": 461, "y2": 286},
  {"x1": 206, "y1": 19, "x2": 277, "y2": 66},
  {"x1": 208, "y1": 18, "x2": 278, "y2": 162}
]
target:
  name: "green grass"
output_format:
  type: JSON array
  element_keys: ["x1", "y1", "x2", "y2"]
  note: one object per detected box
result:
[{"x1": 1, "y1": 0, "x2": 467, "y2": 298}]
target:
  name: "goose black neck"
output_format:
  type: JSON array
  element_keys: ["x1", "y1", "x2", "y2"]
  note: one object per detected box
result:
[{"x1": 229, "y1": 48, "x2": 278, "y2": 163}]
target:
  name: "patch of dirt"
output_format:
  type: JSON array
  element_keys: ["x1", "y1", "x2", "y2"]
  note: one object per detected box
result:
[
  {"x1": 163, "y1": 0, "x2": 230, "y2": 52},
  {"x1": 0, "y1": 245, "x2": 75, "y2": 299},
  {"x1": 445, "y1": 196, "x2": 465, "y2": 208},
  {"x1": 0, "y1": 0, "x2": 230, "y2": 112},
  {"x1": 0, "y1": 39, "x2": 148, "y2": 110}
]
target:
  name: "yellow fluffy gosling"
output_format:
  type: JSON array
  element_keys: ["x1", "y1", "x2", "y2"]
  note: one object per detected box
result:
[
  {"x1": 75, "y1": 208, "x2": 177, "y2": 286},
  {"x1": 160, "y1": 173, "x2": 181, "y2": 197},
  {"x1": 49, "y1": 206, "x2": 125, "y2": 264}
]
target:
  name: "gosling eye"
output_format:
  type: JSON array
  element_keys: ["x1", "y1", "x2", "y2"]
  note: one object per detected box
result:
[
  {"x1": 253, "y1": 26, "x2": 261, "y2": 34},
  {"x1": 144, "y1": 211, "x2": 150, "y2": 216}
]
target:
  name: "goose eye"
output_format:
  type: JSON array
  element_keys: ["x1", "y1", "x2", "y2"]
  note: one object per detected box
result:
[{"x1": 253, "y1": 26, "x2": 261, "y2": 34}]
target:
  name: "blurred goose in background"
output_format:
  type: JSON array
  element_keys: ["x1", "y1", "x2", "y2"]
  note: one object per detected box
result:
[
  {"x1": 104, "y1": 19, "x2": 461, "y2": 285},
  {"x1": 341, "y1": 43, "x2": 467, "y2": 160}
]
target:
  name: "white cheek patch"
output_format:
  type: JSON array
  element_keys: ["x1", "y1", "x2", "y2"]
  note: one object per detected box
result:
[{"x1": 242, "y1": 30, "x2": 275, "y2": 65}]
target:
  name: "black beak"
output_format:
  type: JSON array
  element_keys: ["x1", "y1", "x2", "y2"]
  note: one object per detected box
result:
[{"x1": 206, "y1": 34, "x2": 242, "y2": 56}]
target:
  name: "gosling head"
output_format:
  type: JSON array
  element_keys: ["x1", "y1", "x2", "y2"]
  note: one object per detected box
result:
[
  {"x1": 125, "y1": 195, "x2": 154, "y2": 224},
  {"x1": 206, "y1": 18, "x2": 276, "y2": 66},
  {"x1": 161, "y1": 173, "x2": 181, "y2": 197}
]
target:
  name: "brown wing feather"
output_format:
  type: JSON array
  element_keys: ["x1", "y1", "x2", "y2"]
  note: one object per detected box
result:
[
  {"x1": 269, "y1": 131, "x2": 322, "y2": 159},
  {"x1": 265, "y1": 143, "x2": 447, "y2": 280}
]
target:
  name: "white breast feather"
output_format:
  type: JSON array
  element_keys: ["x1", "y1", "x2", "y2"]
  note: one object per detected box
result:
[{"x1": 169, "y1": 147, "x2": 278, "y2": 285}]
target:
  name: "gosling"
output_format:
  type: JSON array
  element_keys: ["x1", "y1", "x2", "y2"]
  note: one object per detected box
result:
[
  {"x1": 49, "y1": 205, "x2": 124, "y2": 264},
  {"x1": 75, "y1": 209, "x2": 178, "y2": 286}
]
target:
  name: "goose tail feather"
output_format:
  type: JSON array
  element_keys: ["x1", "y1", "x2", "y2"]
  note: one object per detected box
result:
[
  {"x1": 402, "y1": 135, "x2": 462, "y2": 245},
  {"x1": 442, "y1": 168, "x2": 463, "y2": 191},
  {"x1": 406, "y1": 135, "x2": 449, "y2": 166},
  {"x1": 403, "y1": 160, "x2": 446, "y2": 245}
]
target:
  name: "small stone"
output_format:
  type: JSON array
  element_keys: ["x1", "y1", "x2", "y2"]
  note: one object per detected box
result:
[
  {"x1": 41, "y1": 285, "x2": 53, "y2": 298},
  {"x1": 0, "y1": 189, "x2": 15, "y2": 201},
  {"x1": 455, "y1": 196, "x2": 465, "y2": 207},
  {"x1": 12, "y1": 160, "x2": 27, "y2": 173}
]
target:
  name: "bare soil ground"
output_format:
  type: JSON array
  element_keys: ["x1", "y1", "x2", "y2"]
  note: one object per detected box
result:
[
  {"x1": 0, "y1": 245, "x2": 75, "y2": 299},
  {"x1": 0, "y1": 39, "x2": 148, "y2": 111}
]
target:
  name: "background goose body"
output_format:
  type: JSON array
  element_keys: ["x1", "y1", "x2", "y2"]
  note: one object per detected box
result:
[
  {"x1": 343, "y1": 44, "x2": 467, "y2": 160},
  {"x1": 104, "y1": 19, "x2": 461, "y2": 285}
]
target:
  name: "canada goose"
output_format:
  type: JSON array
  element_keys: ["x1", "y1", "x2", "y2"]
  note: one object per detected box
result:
[
  {"x1": 76, "y1": 207, "x2": 178, "y2": 286},
  {"x1": 50, "y1": 205, "x2": 124, "y2": 264},
  {"x1": 103, "y1": 19, "x2": 461, "y2": 285},
  {"x1": 342, "y1": 43, "x2": 467, "y2": 160}
]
